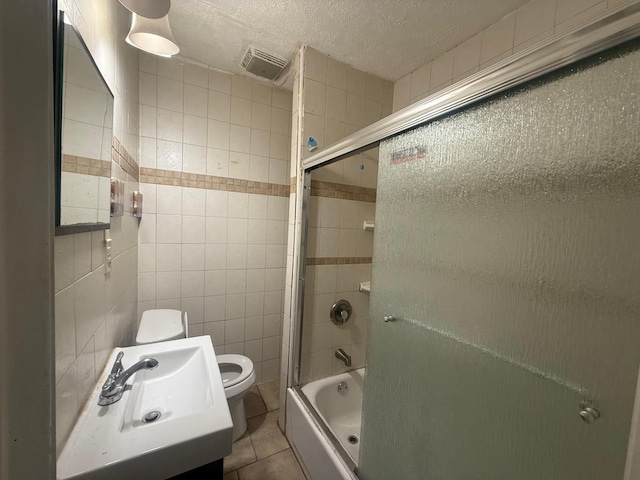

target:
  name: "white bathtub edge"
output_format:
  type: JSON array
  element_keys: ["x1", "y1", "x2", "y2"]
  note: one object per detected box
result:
[{"x1": 286, "y1": 388, "x2": 358, "y2": 480}]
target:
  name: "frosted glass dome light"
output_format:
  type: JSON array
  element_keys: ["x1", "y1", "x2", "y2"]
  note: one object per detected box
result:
[
  {"x1": 126, "y1": 13, "x2": 180, "y2": 57},
  {"x1": 119, "y1": 0, "x2": 170, "y2": 19}
]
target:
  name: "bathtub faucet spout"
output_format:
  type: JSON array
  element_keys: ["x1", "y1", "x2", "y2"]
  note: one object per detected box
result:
[{"x1": 335, "y1": 348, "x2": 352, "y2": 367}]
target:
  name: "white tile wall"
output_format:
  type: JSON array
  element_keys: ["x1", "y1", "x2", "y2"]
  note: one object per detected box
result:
[
  {"x1": 302, "y1": 47, "x2": 393, "y2": 158},
  {"x1": 138, "y1": 56, "x2": 293, "y2": 385},
  {"x1": 55, "y1": 0, "x2": 140, "y2": 454},
  {"x1": 393, "y1": 0, "x2": 637, "y2": 111}
]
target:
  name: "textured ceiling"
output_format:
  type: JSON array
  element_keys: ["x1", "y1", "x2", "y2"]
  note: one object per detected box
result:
[{"x1": 170, "y1": 0, "x2": 529, "y2": 88}]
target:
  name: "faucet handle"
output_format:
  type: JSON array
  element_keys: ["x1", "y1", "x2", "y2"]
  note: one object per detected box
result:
[{"x1": 110, "y1": 351, "x2": 124, "y2": 375}]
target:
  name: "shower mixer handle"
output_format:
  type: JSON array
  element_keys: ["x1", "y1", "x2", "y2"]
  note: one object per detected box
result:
[{"x1": 384, "y1": 315, "x2": 396, "y2": 322}]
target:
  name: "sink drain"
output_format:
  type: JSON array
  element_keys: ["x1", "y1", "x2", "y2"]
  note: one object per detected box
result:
[
  {"x1": 142, "y1": 410, "x2": 161, "y2": 423},
  {"x1": 347, "y1": 435, "x2": 359, "y2": 445}
]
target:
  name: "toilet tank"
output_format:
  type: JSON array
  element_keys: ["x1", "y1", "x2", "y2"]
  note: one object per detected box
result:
[{"x1": 136, "y1": 309, "x2": 188, "y2": 345}]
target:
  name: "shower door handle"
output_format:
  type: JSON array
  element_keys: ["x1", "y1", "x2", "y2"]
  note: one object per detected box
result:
[{"x1": 384, "y1": 315, "x2": 396, "y2": 323}]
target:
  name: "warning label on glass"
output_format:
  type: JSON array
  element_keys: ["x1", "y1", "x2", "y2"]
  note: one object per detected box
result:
[{"x1": 390, "y1": 146, "x2": 426, "y2": 166}]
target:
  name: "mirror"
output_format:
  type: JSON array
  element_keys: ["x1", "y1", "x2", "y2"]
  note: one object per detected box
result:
[{"x1": 55, "y1": 16, "x2": 113, "y2": 235}]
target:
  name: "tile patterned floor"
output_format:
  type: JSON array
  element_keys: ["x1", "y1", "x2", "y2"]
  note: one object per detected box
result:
[{"x1": 223, "y1": 379, "x2": 306, "y2": 480}]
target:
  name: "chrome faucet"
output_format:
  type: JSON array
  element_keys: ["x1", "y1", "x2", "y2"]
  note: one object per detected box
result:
[
  {"x1": 335, "y1": 348, "x2": 352, "y2": 367},
  {"x1": 98, "y1": 352, "x2": 159, "y2": 406}
]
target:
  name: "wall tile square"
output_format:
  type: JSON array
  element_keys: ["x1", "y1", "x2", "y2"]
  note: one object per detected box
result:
[
  {"x1": 156, "y1": 243, "x2": 181, "y2": 272},
  {"x1": 156, "y1": 271, "x2": 182, "y2": 300},
  {"x1": 157, "y1": 77, "x2": 184, "y2": 112},
  {"x1": 225, "y1": 296, "x2": 246, "y2": 322},
  {"x1": 251, "y1": 103, "x2": 271, "y2": 133},
  {"x1": 231, "y1": 74, "x2": 253, "y2": 100},
  {"x1": 206, "y1": 148, "x2": 229, "y2": 177},
  {"x1": 480, "y1": 13, "x2": 516, "y2": 64},
  {"x1": 453, "y1": 34, "x2": 482, "y2": 77},
  {"x1": 230, "y1": 125, "x2": 251, "y2": 154},
  {"x1": 205, "y1": 217, "x2": 228, "y2": 244},
  {"x1": 230, "y1": 96, "x2": 252, "y2": 127},
  {"x1": 209, "y1": 70, "x2": 232, "y2": 94},
  {"x1": 55, "y1": 286, "x2": 76, "y2": 383},
  {"x1": 227, "y1": 244, "x2": 248, "y2": 269},
  {"x1": 305, "y1": 47, "x2": 328, "y2": 83},
  {"x1": 156, "y1": 214, "x2": 182, "y2": 243},
  {"x1": 156, "y1": 139, "x2": 183, "y2": 171},
  {"x1": 327, "y1": 56, "x2": 348, "y2": 90},
  {"x1": 205, "y1": 270, "x2": 227, "y2": 296},
  {"x1": 204, "y1": 320, "x2": 225, "y2": 346},
  {"x1": 183, "y1": 114, "x2": 207, "y2": 146},
  {"x1": 514, "y1": 0, "x2": 557, "y2": 46},
  {"x1": 181, "y1": 296, "x2": 205, "y2": 324},
  {"x1": 207, "y1": 120, "x2": 231, "y2": 150},
  {"x1": 347, "y1": 66, "x2": 366, "y2": 95},
  {"x1": 227, "y1": 218, "x2": 248, "y2": 244},
  {"x1": 157, "y1": 57, "x2": 183, "y2": 82},
  {"x1": 207, "y1": 90, "x2": 231, "y2": 122},
  {"x1": 181, "y1": 271, "x2": 205, "y2": 298},
  {"x1": 140, "y1": 72, "x2": 157, "y2": 107},
  {"x1": 182, "y1": 144, "x2": 207, "y2": 174},
  {"x1": 272, "y1": 88, "x2": 292, "y2": 110},
  {"x1": 228, "y1": 151, "x2": 250, "y2": 179},
  {"x1": 247, "y1": 268, "x2": 266, "y2": 292},
  {"x1": 182, "y1": 216, "x2": 206, "y2": 244},
  {"x1": 182, "y1": 244, "x2": 205, "y2": 271},
  {"x1": 252, "y1": 81, "x2": 273, "y2": 105},
  {"x1": 184, "y1": 84, "x2": 208, "y2": 117},
  {"x1": 156, "y1": 185, "x2": 182, "y2": 215},
  {"x1": 304, "y1": 79, "x2": 326, "y2": 116},
  {"x1": 270, "y1": 107, "x2": 290, "y2": 135},
  {"x1": 205, "y1": 190, "x2": 229, "y2": 217},
  {"x1": 245, "y1": 316, "x2": 264, "y2": 341},
  {"x1": 250, "y1": 129, "x2": 271, "y2": 156},
  {"x1": 205, "y1": 244, "x2": 228, "y2": 271},
  {"x1": 182, "y1": 187, "x2": 206, "y2": 216},
  {"x1": 184, "y1": 62, "x2": 208, "y2": 88},
  {"x1": 138, "y1": 213, "x2": 157, "y2": 244}
]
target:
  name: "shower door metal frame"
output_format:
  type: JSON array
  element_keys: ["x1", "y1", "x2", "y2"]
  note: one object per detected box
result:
[{"x1": 288, "y1": 1, "x2": 640, "y2": 475}]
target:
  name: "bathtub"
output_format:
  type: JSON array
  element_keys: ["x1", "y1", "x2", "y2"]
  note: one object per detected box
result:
[
  {"x1": 286, "y1": 370, "x2": 364, "y2": 480},
  {"x1": 302, "y1": 369, "x2": 364, "y2": 463}
]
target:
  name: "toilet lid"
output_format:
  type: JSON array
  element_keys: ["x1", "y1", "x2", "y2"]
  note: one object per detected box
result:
[
  {"x1": 216, "y1": 354, "x2": 254, "y2": 388},
  {"x1": 136, "y1": 309, "x2": 185, "y2": 344}
]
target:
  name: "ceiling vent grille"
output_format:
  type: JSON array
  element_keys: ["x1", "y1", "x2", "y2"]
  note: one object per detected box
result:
[{"x1": 240, "y1": 46, "x2": 289, "y2": 81}]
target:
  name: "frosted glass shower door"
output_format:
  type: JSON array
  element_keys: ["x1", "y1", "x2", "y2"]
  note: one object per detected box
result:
[{"x1": 359, "y1": 40, "x2": 640, "y2": 480}]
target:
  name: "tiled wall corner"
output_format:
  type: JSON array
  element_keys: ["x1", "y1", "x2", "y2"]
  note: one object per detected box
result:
[
  {"x1": 55, "y1": 0, "x2": 140, "y2": 454},
  {"x1": 281, "y1": 46, "x2": 389, "y2": 431},
  {"x1": 137, "y1": 54, "x2": 293, "y2": 388},
  {"x1": 392, "y1": 0, "x2": 638, "y2": 112}
]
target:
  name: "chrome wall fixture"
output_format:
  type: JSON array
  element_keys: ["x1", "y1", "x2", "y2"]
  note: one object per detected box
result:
[{"x1": 330, "y1": 300, "x2": 353, "y2": 325}]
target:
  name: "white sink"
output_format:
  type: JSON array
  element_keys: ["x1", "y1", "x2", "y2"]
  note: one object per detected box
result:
[{"x1": 57, "y1": 336, "x2": 233, "y2": 480}]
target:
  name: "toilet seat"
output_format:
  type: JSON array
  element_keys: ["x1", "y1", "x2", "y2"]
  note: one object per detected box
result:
[{"x1": 216, "y1": 354, "x2": 255, "y2": 399}]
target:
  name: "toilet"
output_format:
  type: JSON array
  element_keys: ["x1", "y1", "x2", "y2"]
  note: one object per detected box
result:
[{"x1": 136, "y1": 309, "x2": 256, "y2": 441}]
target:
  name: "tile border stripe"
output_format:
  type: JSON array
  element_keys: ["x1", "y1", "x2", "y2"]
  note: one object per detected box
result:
[
  {"x1": 62, "y1": 154, "x2": 110, "y2": 177},
  {"x1": 111, "y1": 137, "x2": 139, "y2": 181},
  {"x1": 140, "y1": 167, "x2": 291, "y2": 197},
  {"x1": 306, "y1": 257, "x2": 372, "y2": 265}
]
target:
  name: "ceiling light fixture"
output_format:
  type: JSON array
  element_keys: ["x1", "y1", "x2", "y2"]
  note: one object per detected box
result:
[
  {"x1": 118, "y1": 0, "x2": 171, "y2": 19},
  {"x1": 125, "y1": 13, "x2": 180, "y2": 57}
]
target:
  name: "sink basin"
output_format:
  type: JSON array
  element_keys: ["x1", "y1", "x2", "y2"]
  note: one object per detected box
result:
[{"x1": 57, "y1": 336, "x2": 233, "y2": 479}]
